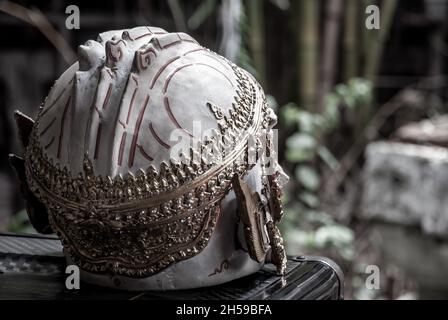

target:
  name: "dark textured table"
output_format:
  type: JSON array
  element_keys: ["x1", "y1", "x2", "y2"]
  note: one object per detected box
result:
[{"x1": 0, "y1": 233, "x2": 344, "y2": 300}]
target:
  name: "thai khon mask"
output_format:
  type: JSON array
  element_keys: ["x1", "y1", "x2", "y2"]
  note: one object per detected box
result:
[{"x1": 11, "y1": 26, "x2": 289, "y2": 291}]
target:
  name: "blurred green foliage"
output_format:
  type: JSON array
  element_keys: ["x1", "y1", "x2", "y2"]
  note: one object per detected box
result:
[
  {"x1": 279, "y1": 78, "x2": 373, "y2": 262},
  {"x1": 7, "y1": 209, "x2": 36, "y2": 234}
]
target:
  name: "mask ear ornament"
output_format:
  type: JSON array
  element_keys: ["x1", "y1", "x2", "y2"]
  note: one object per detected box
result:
[
  {"x1": 233, "y1": 173, "x2": 287, "y2": 275},
  {"x1": 14, "y1": 110, "x2": 34, "y2": 148},
  {"x1": 232, "y1": 174, "x2": 268, "y2": 263},
  {"x1": 10, "y1": 111, "x2": 52, "y2": 234},
  {"x1": 268, "y1": 174, "x2": 284, "y2": 224},
  {"x1": 266, "y1": 220, "x2": 287, "y2": 275}
]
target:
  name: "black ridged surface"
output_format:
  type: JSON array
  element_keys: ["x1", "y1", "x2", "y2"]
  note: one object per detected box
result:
[{"x1": 0, "y1": 233, "x2": 343, "y2": 300}]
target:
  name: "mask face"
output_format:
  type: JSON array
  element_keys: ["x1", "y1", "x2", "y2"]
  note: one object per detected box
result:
[{"x1": 12, "y1": 26, "x2": 288, "y2": 291}]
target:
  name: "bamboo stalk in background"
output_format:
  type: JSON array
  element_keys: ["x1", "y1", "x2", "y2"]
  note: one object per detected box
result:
[
  {"x1": 343, "y1": 0, "x2": 359, "y2": 81},
  {"x1": 344, "y1": 0, "x2": 364, "y2": 140},
  {"x1": 365, "y1": 0, "x2": 398, "y2": 83},
  {"x1": 317, "y1": 0, "x2": 343, "y2": 114},
  {"x1": 247, "y1": 0, "x2": 266, "y2": 87},
  {"x1": 364, "y1": 0, "x2": 398, "y2": 84},
  {"x1": 362, "y1": 0, "x2": 376, "y2": 77},
  {"x1": 297, "y1": 0, "x2": 320, "y2": 111},
  {"x1": 167, "y1": 0, "x2": 188, "y2": 32},
  {"x1": 361, "y1": 0, "x2": 398, "y2": 127}
]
